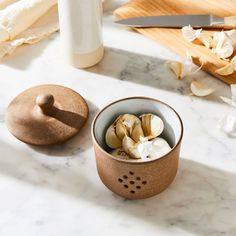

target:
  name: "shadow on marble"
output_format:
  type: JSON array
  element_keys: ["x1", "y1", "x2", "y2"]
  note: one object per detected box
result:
[
  {"x1": 29, "y1": 100, "x2": 99, "y2": 157},
  {"x1": 87, "y1": 47, "x2": 230, "y2": 103},
  {"x1": 2, "y1": 35, "x2": 56, "y2": 70},
  {"x1": 0, "y1": 137, "x2": 235, "y2": 236}
]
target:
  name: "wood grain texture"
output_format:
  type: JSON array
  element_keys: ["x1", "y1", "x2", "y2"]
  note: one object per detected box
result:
[{"x1": 114, "y1": 0, "x2": 236, "y2": 84}]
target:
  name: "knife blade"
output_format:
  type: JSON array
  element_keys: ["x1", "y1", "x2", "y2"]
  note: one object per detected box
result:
[{"x1": 115, "y1": 14, "x2": 236, "y2": 28}]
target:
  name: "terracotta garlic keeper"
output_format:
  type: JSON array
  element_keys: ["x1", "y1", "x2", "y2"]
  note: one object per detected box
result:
[
  {"x1": 91, "y1": 97, "x2": 183, "y2": 199},
  {"x1": 6, "y1": 84, "x2": 89, "y2": 145}
]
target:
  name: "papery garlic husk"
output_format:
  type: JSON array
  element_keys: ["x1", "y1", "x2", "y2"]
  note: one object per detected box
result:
[
  {"x1": 105, "y1": 124, "x2": 122, "y2": 149},
  {"x1": 140, "y1": 114, "x2": 164, "y2": 140},
  {"x1": 149, "y1": 137, "x2": 171, "y2": 158},
  {"x1": 116, "y1": 114, "x2": 143, "y2": 141},
  {"x1": 219, "y1": 115, "x2": 236, "y2": 136},
  {"x1": 190, "y1": 80, "x2": 214, "y2": 97},
  {"x1": 166, "y1": 61, "x2": 184, "y2": 79},
  {"x1": 122, "y1": 136, "x2": 140, "y2": 159},
  {"x1": 181, "y1": 25, "x2": 202, "y2": 42},
  {"x1": 215, "y1": 62, "x2": 235, "y2": 76},
  {"x1": 110, "y1": 148, "x2": 131, "y2": 160}
]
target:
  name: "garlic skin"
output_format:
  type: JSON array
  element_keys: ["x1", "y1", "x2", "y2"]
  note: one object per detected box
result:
[
  {"x1": 110, "y1": 148, "x2": 131, "y2": 160},
  {"x1": 181, "y1": 25, "x2": 202, "y2": 42},
  {"x1": 198, "y1": 32, "x2": 214, "y2": 48},
  {"x1": 190, "y1": 80, "x2": 214, "y2": 97},
  {"x1": 140, "y1": 114, "x2": 164, "y2": 140},
  {"x1": 105, "y1": 124, "x2": 122, "y2": 149}
]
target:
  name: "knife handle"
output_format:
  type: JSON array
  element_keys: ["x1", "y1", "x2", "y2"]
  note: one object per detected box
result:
[{"x1": 224, "y1": 16, "x2": 236, "y2": 27}]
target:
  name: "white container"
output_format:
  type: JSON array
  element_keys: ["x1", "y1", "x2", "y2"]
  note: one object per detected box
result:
[{"x1": 58, "y1": 0, "x2": 104, "y2": 68}]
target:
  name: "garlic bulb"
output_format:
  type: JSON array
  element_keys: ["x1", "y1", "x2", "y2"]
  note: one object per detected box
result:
[{"x1": 140, "y1": 114, "x2": 164, "y2": 140}]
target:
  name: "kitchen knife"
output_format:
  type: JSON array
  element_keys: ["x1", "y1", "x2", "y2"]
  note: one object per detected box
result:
[{"x1": 115, "y1": 14, "x2": 236, "y2": 28}]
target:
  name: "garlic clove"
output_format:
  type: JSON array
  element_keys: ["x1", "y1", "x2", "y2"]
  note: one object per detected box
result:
[
  {"x1": 198, "y1": 32, "x2": 214, "y2": 48},
  {"x1": 105, "y1": 124, "x2": 122, "y2": 149},
  {"x1": 110, "y1": 148, "x2": 131, "y2": 160},
  {"x1": 115, "y1": 114, "x2": 141, "y2": 139},
  {"x1": 149, "y1": 138, "x2": 171, "y2": 159},
  {"x1": 131, "y1": 122, "x2": 144, "y2": 143},
  {"x1": 115, "y1": 117, "x2": 128, "y2": 140},
  {"x1": 166, "y1": 61, "x2": 184, "y2": 79},
  {"x1": 181, "y1": 25, "x2": 202, "y2": 42},
  {"x1": 140, "y1": 114, "x2": 164, "y2": 140},
  {"x1": 190, "y1": 80, "x2": 214, "y2": 97},
  {"x1": 122, "y1": 136, "x2": 140, "y2": 159},
  {"x1": 220, "y1": 84, "x2": 236, "y2": 107},
  {"x1": 215, "y1": 62, "x2": 235, "y2": 76}
]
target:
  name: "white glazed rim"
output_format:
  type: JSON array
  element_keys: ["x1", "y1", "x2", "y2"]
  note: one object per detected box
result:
[{"x1": 91, "y1": 97, "x2": 184, "y2": 164}]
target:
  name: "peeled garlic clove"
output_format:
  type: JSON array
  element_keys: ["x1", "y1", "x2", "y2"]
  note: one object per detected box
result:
[
  {"x1": 166, "y1": 61, "x2": 184, "y2": 79},
  {"x1": 140, "y1": 114, "x2": 164, "y2": 140},
  {"x1": 181, "y1": 25, "x2": 202, "y2": 42},
  {"x1": 105, "y1": 125, "x2": 122, "y2": 149},
  {"x1": 190, "y1": 80, "x2": 214, "y2": 97},
  {"x1": 122, "y1": 136, "x2": 140, "y2": 159},
  {"x1": 110, "y1": 148, "x2": 131, "y2": 160},
  {"x1": 215, "y1": 62, "x2": 235, "y2": 76},
  {"x1": 131, "y1": 122, "x2": 144, "y2": 143},
  {"x1": 137, "y1": 140, "x2": 153, "y2": 159},
  {"x1": 149, "y1": 138, "x2": 171, "y2": 159}
]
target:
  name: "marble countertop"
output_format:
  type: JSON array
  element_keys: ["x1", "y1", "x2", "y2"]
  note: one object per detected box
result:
[{"x1": 0, "y1": 1, "x2": 236, "y2": 236}]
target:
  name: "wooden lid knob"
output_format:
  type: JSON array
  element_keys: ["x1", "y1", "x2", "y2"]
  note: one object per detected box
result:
[{"x1": 36, "y1": 94, "x2": 54, "y2": 113}]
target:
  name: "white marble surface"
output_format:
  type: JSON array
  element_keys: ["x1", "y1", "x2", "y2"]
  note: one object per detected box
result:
[{"x1": 0, "y1": 1, "x2": 236, "y2": 236}]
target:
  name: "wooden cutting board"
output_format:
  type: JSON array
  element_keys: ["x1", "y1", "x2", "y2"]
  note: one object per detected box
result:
[{"x1": 114, "y1": 0, "x2": 236, "y2": 85}]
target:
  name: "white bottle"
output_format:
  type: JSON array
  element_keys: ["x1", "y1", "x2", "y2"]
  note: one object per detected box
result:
[{"x1": 58, "y1": 0, "x2": 104, "y2": 68}]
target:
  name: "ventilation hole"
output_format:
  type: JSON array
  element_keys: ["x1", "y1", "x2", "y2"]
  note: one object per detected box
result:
[
  {"x1": 136, "y1": 186, "x2": 141, "y2": 189},
  {"x1": 123, "y1": 175, "x2": 128, "y2": 179},
  {"x1": 118, "y1": 178, "x2": 123, "y2": 182},
  {"x1": 130, "y1": 190, "x2": 135, "y2": 194},
  {"x1": 124, "y1": 185, "x2": 128, "y2": 188},
  {"x1": 136, "y1": 177, "x2": 141, "y2": 181},
  {"x1": 142, "y1": 181, "x2": 147, "y2": 185},
  {"x1": 129, "y1": 171, "x2": 134, "y2": 175},
  {"x1": 130, "y1": 181, "x2": 135, "y2": 185}
]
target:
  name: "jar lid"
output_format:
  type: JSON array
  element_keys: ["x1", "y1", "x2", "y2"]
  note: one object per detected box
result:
[{"x1": 6, "y1": 84, "x2": 89, "y2": 145}]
